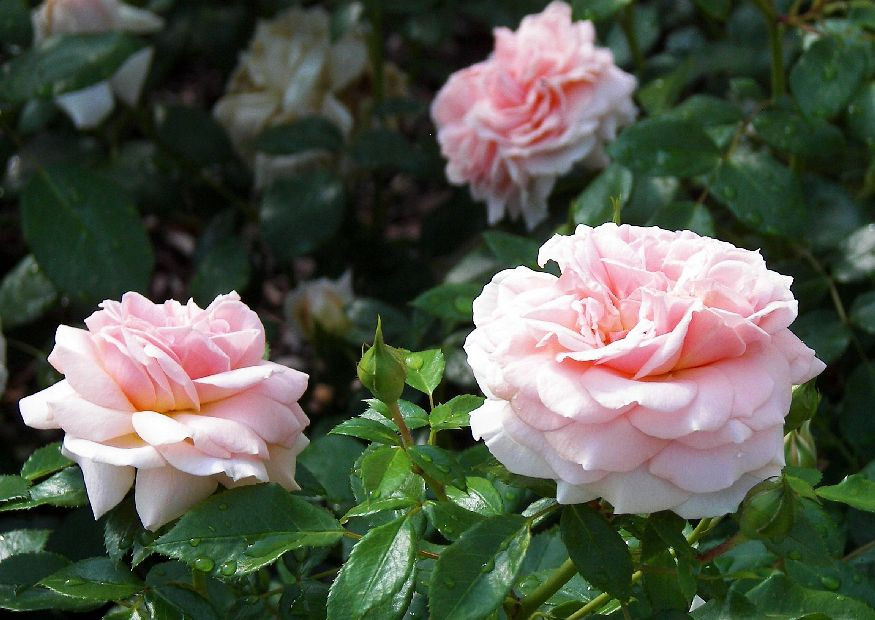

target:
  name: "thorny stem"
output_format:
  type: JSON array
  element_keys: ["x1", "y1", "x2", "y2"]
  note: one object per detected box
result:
[
  {"x1": 697, "y1": 533, "x2": 744, "y2": 564},
  {"x1": 515, "y1": 559, "x2": 578, "y2": 619},
  {"x1": 390, "y1": 400, "x2": 449, "y2": 501},
  {"x1": 565, "y1": 570, "x2": 644, "y2": 620}
]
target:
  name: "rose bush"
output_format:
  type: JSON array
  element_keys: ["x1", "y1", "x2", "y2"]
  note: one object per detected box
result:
[
  {"x1": 465, "y1": 223, "x2": 825, "y2": 517},
  {"x1": 32, "y1": 0, "x2": 163, "y2": 128},
  {"x1": 19, "y1": 292, "x2": 309, "y2": 530},
  {"x1": 431, "y1": 1, "x2": 637, "y2": 229}
]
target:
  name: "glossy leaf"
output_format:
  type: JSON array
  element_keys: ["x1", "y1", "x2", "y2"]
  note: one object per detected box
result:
[
  {"x1": 411, "y1": 283, "x2": 481, "y2": 323},
  {"x1": 429, "y1": 514, "x2": 530, "y2": 620},
  {"x1": 330, "y1": 417, "x2": 401, "y2": 446},
  {"x1": 21, "y1": 166, "x2": 153, "y2": 304},
  {"x1": 429, "y1": 395, "x2": 484, "y2": 431},
  {"x1": 608, "y1": 118, "x2": 721, "y2": 177},
  {"x1": 647, "y1": 201, "x2": 715, "y2": 236},
  {"x1": 571, "y1": 163, "x2": 634, "y2": 226},
  {"x1": 327, "y1": 515, "x2": 418, "y2": 620},
  {"x1": 561, "y1": 504, "x2": 633, "y2": 600},
  {"x1": 408, "y1": 445, "x2": 466, "y2": 488},
  {"x1": 20, "y1": 442, "x2": 73, "y2": 482},
  {"x1": 360, "y1": 446, "x2": 414, "y2": 501},
  {"x1": 40, "y1": 557, "x2": 143, "y2": 601},
  {"x1": 424, "y1": 501, "x2": 485, "y2": 542},
  {"x1": 746, "y1": 574, "x2": 875, "y2": 619},
  {"x1": 816, "y1": 474, "x2": 875, "y2": 512},
  {"x1": 753, "y1": 108, "x2": 845, "y2": 159},
  {"x1": 0, "y1": 529, "x2": 51, "y2": 562},
  {"x1": 789, "y1": 36, "x2": 867, "y2": 119},
  {"x1": 0, "y1": 476, "x2": 29, "y2": 503},
  {"x1": 151, "y1": 484, "x2": 343, "y2": 577},
  {"x1": 260, "y1": 171, "x2": 345, "y2": 260},
  {"x1": 482, "y1": 231, "x2": 540, "y2": 268},
  {"x1": 0, "y1": 255, "x2": 57, "y2": 330},
  {"x1": 404, "y1": 348, "x2": 445, "y2": 396}
]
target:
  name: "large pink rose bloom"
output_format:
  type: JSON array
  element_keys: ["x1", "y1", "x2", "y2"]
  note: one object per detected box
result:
[
  {"x1": 465, "y1": 224, "x2": 825, "y2": 517},
  {"x1": 20, "y1": 292, "x2": 310, "y2": 530},
  {"x1": 431, "y1": 1, "x2": 636, "y2": 230}
]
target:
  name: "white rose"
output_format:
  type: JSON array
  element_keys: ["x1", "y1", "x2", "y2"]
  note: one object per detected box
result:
[
  {"x1": 285, "y1": 271, "x2": 354, "y2": 338},
  {"x1": 213, "y1": 6, "x2": 370, "y2": 189},
  {"x1": 32, "y1": 0, "x2": 163, "y2": 129}
]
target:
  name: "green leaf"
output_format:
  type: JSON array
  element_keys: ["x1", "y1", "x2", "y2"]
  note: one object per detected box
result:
[
  {"x1": 1, "y1": 467, "x2": 87, "y2": 512},
  {"x1": 429, "y1": 514, "x2": 530, "y2": 620},
  {"x1": 0, "y1": 476, "x2": 29, "y2": 503},
  {"x1": 709, "y1": 150, "x2": 806, "y2": 237},
  {"x1": 260, "y1": 171, "x2": 345, "y2": 261},
  {"x1": 0, "y1": 255, "x2": 57, "y2": 330},
  {"x1": 667, "y1": 95, "x2": 743, "y2": 127},
  {"x1": 103, "y1": 499, "x2": 150, "y2": 565},
  {"x1": 190, "y1": 237, "x2": 250, "y2": 306},
  {"x1": 641, "y1": 513, "x2": 695, "y2": 611},
  {"x1": 746, "y1": 574, "x2": 875, "y2": 619},
  {"x1": 785, "y1": 558, "x2": 875, "y2": 609},
  {"x1": 0, "y1": 33, "x2": 142, "y2": 103},
  {"x1": 446, "y1": 477, "x2": 504, "y2": 516},
  {"x1": 482, "y1": 231, "x2": 540, "y2": 268},
  {"x1": 255, "y1": 117, "x2": 344, "y2": 155},
  {"x1": 40, "y1": 557, "x2": 143, "y2": 601},
  {"x1": 0, "y1": 551, "x2": 69, "y2": 588},
  {"x1": 20, "y1": 443, "x2": 72, "y2": 482},
  {"x1": 364, "y1": 399, "x2": 430, "y2": 430},
  {"x1": 638, "y1": 64, "x2": 692, "y2": 116},
  {"x1": 408, "y1": 445, "x2": 466, "y2": 488},
  {"x1": 360, "y1": 447, "x2": 414, "y2": 501},
  {"x1": 850, "y1": 291, "x2": 875, "y2": 334},
  {"x1": 404, "y1": 349, "x2": 445, "y2": 396},
  {"x1": 348, "y1": 128, "x2": 429, "y2": 176},
  {"x1": 0, "y1": 529, "x2": 51, "y2": 562},
  {"x1": 753, "y1": 108, "x2": 845, "y2": 159},
  {"x1": 341, "y1": 497, "x2": 419, "y2": 523},
  {"x1": 330, "y1": 416, "x2": 401, "y2": 446},
  {"x1": 298, "y1": 435, "x2": 364, "y2": 504},
  {"x1": 156, "y1": 106, "x2": 235, "y2": 165},
  {"x1": 692, "y1": 0, "x2": 730, "y2": 20},
  {"x1": 327, "y1": 515, "x2": 418, "y2": 620},
  {"x1": 848, "y1": 83, "x2": 875, "y2": 147},
  {"x1": 570, "y1": 163, "x2": 634, "y2": 226},
  {"x1": 816, "y1": 474, "x2": 875, "y2": 512},
  {"x1": 792, "y1": 310, "x2": 851, "y2": 365},
  {"x1": 21, "y1": 165, "x2": 154, "y2": 305},
  {"x1": 647, "y1": 201, "x2": 715, "y2": 236},
  {"x1": 571, "y1": 0, "x2": 632, "y2": 21},
  {"x1": 790, "y1": 36, "x2": 867, "y2": 119},
  {"x1": 607, "y1": 118, "x2": 721, "y2": 178},
  {"x1": 834, "y1": 224, "x2": 875, "y2": 283},
  {"x1": 411, "y1": 283, "x2": 481, "y2": 323},
  {"x1": 0, "y1": 0, "x2": 31, "y2": 47},
  {"x1": 151, "y1": 484, "x2": 343, "y2": 577},
  {"x1": 560, "y1": 505, "x2": 633, "y2": 600},
  {"x1": 430, "y1": 395, "x2": 484, "y2": 432},
  {"x1": 424, "y1": 501, "x2": 485, "y2": 542}
]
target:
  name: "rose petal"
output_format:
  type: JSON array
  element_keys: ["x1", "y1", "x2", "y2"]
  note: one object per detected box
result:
[{"x1": 135, "y1": 467, "x2": 217, "y2": 531}]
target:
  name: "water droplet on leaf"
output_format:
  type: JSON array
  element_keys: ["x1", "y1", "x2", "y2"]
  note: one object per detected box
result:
[
  {"x1": 406, "y1": 355, "x2": 423, "y2": 370},
  {"x1": 189, "y1": 538, "x2": 201, "y2": 547},
  {"x1": 220, "y1": 561, "x2": 237, "y2": 576},
  {"x1": 820, "y1": 576, "x2": 840, "y2": 590},
  {"x1": 218, "y1": 503, "x2": 228, "y2": 511},
  {"x1": 193, "y1": 557, "x2": 214, "y2": 572}
]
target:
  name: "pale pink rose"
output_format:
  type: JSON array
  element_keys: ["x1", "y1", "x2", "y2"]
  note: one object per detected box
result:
[
  {"x1": 465, "y1": 224, "x2": 825, "y2": 517},
  {"x1": 20, "y1": 292, "x2": 309, "y2": 530},
  {"x1": 431, "y1": 1, "x2": 637, "y2": 230}
]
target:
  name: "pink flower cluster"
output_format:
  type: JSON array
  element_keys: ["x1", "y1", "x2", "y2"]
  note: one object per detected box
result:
[
  {"x1": 466, "y1": 224, "x2": 824, "y2": 517},
  {"x1": 431, "y1": 1, "x2": 637, "y2": 229},
  {"x1": 20, "y1": 292, "x2": 309, "y2": 530}
]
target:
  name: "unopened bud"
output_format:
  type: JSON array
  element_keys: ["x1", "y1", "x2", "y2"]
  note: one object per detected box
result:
[
  {"x1": 784, "y1": 382, "x2": 821, "y2": 433},
  {"x1": 784, "y1": 421, "x2": 817, "y2": 469},
  {"x1": 356, "y1": 318, "x2": 407, "y2": 403},
  {"x1": 739, "y1": 478, "x2": 795, "y2": 541}
]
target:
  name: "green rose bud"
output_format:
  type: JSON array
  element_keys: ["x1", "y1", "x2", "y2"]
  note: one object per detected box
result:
[
  {"x1": 784, "y1": 382, "x2": 821, "y2": 433},
  {"x1": 357, "y1": 318, "x2": 407, "y2": 403},
  {"x1": 784, "y1": 421, "x2": 817, "y2": 469},
  {"x1": 739, "y1": 478, "x2": 795, "y2": 541}
]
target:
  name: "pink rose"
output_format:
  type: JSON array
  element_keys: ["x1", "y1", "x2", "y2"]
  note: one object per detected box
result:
[
  {"x1": 465, "y1": 224, "x2": 825, "y2": 517},
  {"x1": 20, "y1": 292, "x2": 310, "y2": 530},
  {"x1": 431, "y1": 1, "x2": 637, "y2": 230}
]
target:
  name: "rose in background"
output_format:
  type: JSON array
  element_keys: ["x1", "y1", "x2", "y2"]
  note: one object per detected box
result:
[
  {"x1": 32, "y1": 0, "x2": 164, "y2": 129},
  {"x1": 285, "y1": 271, "x2": 354, "y2": 340},
  {"x1": 19, "y1": 292, "x2": 310, "y2": 530},
  {"x1": 465, "y1": 223, "x2": 824, "y2": 517},
  {"x1": 213, "y1": 5, "x2": 405, "y2": 189},
  {"x1": 431, "y1": 1, "x2": 636, "y2": 230}
]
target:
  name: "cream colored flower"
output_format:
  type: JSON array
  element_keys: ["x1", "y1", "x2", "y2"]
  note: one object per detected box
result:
[
  {"x1": 32, "y1": 0, "x2": 163, "y2": 128},
  {"x1": 285, "y1": 271, "x2": 354, "y2": 339},
  {"x1": 214, "y1": 5, "x2": 401, "y2": 188}
]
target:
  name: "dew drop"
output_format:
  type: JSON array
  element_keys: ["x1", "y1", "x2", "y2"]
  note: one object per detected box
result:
[
  {"x1": 406, "y1": 355, "x2": 424, "y2": 370},
  {"x1": 193, "y1": 557, "x2": 214, "y2": 572},
  {"x1": 820, "y1": 575, "x2": 840, "y2": 591},
  {"x1": 480, "y1": 559, "x2": 495, "y2": 573},
  {"x1": 419, "y1": 454, "x2": 433, "y2": 463},
  {"x1": 189, "y1": 538, "x2": 201, "y2": 547},
  {"x1": 218, "y1": 503, "x2": 228, "y2": 511},
  {"x1": 63, "y1": 578, "x2": 85, "y2": 587},
  {"x1": 207, "y1": 526, "x2": 216, "y2": 533},
  {"x1": 220, "y1": 561, "x2": 237, "y2": 577}
]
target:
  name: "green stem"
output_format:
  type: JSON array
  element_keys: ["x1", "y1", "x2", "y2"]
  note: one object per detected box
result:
[
  {"x1": 566, "y1": 570, "x2": 644, "y2": 620},
  {"x1": 364, "y1": 0, "x2": 385, "y2": 109},
  {"x1": 620, "y1": 6, "x2": 644, "y2": 74},
  {"x1": 753, "y1": 0, "x2": 786, "y2": 98},
  {"x1": 515, "y1": 559, "x2": 578, "y2": 619}
]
